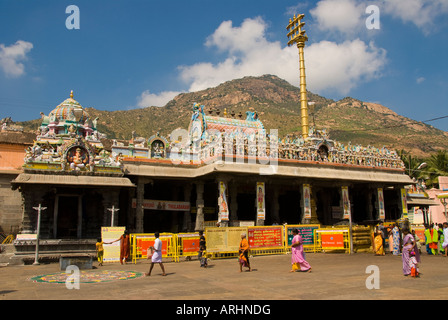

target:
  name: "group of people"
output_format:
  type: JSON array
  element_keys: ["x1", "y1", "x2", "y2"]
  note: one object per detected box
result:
[
  {"x1": 95, "y1": 229, "x2": 312, "y2": 275},
  {"x1": 374, "y1": 221, "x2": 448, "y2": 278},
  {"x1": 424, "y1": 223, "x2": 448, "y2": 256},
  {"x1": 237, "y1": 229, "x2": 311, "y2": 273},
  {"x1": 374, "y1": 223, "x2": 421, "y2": 277},
  {"x1": 95, "y1": 231, "x2": 166, "y2": 276}
]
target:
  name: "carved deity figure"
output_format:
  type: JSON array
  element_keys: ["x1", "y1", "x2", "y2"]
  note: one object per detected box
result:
[{"x1": 68, "y1": 147, "x2": 88, "y2": 171}]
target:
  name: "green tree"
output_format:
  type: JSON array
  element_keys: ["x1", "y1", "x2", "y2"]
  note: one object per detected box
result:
[
  {"x1": 426, "y1": 150, "x2": 448, "y2": 188},
  {"x1": 397, "y1": 149, "x2": 425, "y2": 180}
]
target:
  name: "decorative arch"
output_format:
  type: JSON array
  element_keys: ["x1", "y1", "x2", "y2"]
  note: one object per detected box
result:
[{"x1": 148, "y1": 134, "x2": 169, "y2": 159}]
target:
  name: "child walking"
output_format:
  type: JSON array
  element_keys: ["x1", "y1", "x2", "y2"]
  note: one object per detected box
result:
[
  {"x1": 409, "y1": 250, "x2": 420, "y2": 278},
  {"x1": 96, "y1": 237, "x2": 104, "y2": 266}
]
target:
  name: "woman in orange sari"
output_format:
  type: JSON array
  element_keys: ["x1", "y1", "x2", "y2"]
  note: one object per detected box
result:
[
  {"x1": 374, "y1": 231, "x2": 385, "y2": 256},
  {"x1": 110, "y1": 231, "x2": 130, "y2": 264},
  {"x1": 239, "y1": 233, "x2": 251, "y2": 272}
]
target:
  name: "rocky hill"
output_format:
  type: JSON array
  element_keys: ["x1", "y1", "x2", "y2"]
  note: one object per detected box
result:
[{"x1": 18, "y1": 75, "x2": 448, "y2": 157}]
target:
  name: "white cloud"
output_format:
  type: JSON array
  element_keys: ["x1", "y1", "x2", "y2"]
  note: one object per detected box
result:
[
  {"x1": 0, "y1": 40, "x2": 33, "y2": 77},
  {"x1": 137, "y1": 90, "x2": 183, "y2": 107},
  {"x1": 310, "y1": 0, "x2": 365, "y2": 36},
  {"x1": 137, "y1": 13, "x2": 388, "y2": 105},
  {"x1": 178, "y1": 17, "x2": 387, "y2": 96},
  {"x1": 416, "y1": 77, "x2": 425, "y2": 84},
  {"x1": 306, "y1": 39, "x2": 387, "y2": 95},
  {"x1": 178, "y1": 17, "x2": 296, "y2": 92},
  {"x1": 381, "y1": 0, "x2": 448, "y2": 34}
]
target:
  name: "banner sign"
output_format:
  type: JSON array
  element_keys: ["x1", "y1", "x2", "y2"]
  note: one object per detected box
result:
[
  {"x1": 247, "y1": 226, "x2": 283, "y2": 248},
  {"x1": 177, "y1": 233, "x2": 200, "y2": 254},
  {"x1": 401, "y1": 188, "x2": 408, "y2": 215},
  {"x1": 317, "y1": 229, "x2": 346, "y2": 249},
  {"x1": 321, "y1": 233, "x2": 344, "y2": 249},
  {"x1": 303, "y1": 184, "x2": 311, "y2": 219},
  {"x1": 342, "y1": 186, "x2": 351, "y2": 219},
  {"x1": 132, "y1": 199, "x2": 190, "y2": 211},
  {"x1": 378, "y1": 188, "x2": 385, "y2": 220},
  {"x1": 218, "y1": 181, "x2": 229, "y2": 221},
  {"x1": 256, "y1": 182, "x2": 266, "y2": 220},
  {"x1": 286, "y1": 225, "x2": 320, "y2": 246},
  {"x1": 102, "y1": 226, "x2": 125, "y2": 263},
  {"x1": 206, "y1": 227, "x2": 247, "y2": 253},
  {"x1": 135, "y1": 235, "x2": 170, "y2": 258}
]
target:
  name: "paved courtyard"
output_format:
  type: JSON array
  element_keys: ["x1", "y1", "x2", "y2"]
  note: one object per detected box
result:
[{"x1": 1, "y1": 252, "x2": 447, "y2": 304}]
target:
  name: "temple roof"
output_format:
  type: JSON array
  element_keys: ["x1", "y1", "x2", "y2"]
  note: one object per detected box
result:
[
  {"x1": 49, "y1": 90, "x2": 90, "y2": 124},
  {"x1": 204, "y1": 113, "x2": 264, "y2": 134}
]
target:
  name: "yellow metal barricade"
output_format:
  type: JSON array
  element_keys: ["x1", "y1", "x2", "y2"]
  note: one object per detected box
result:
[
  {"x1": 176, "y1": 233, "x2": 201, "y2": 262},
  {"x1": 315, "y1": 227, "x2": 351, "y2": 253},
  {"x1": 131, "y1": 233, "x2": 177, "y2": 263},
  {"x1": 1, "y1": 234, "x2": 14, "y2": 244},
  {"x1": 129, "y1": 225, "x2": 359, "y2": 263}
]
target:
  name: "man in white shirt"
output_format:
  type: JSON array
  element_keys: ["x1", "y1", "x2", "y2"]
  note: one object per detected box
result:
[{"x1": 145, "y1": 232, "x2": 166, "y2": 276}]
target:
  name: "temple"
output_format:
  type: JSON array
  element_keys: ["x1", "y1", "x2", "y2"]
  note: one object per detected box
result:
[
  {"x1": 6, "y1": 14, "x2": 414, "y2": 249},
  {"x1": 12, "y1": 91, "x2": 134, "y2": 239}
]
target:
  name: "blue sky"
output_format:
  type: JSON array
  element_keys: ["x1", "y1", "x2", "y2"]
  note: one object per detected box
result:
[{"x1": 1, "y1": 0, "x2": 448, "y2": 132}]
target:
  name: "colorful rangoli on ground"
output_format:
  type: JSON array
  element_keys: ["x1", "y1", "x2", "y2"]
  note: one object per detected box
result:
[{"x1": 31, "y1": 270, "x2": 144, "y2": 284}]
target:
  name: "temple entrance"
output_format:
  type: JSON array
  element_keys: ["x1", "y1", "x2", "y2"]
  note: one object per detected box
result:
[
  {"x1": 143, "y1": 210, "x2": 181, "y2": 233},
  {"x1": 56, "y1": 196, "x2": 79, "y2": 238},
  {"x1": 351, "y1": 187, "x2": 371, "y2": 223},
  {"x1": 279, "y1": 190, "x2": 301, "y2": 224},
  {"x1": 237, "y1": 193, "x2": 256, "y2": 221},
  {"x1": 315, "y1": 187, "x2": 340, "y2": 225}
]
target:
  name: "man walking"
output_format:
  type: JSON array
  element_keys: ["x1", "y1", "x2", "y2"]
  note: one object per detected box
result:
[{"x1": 146, "y1": 232, "x2": 166, "y2": 277}]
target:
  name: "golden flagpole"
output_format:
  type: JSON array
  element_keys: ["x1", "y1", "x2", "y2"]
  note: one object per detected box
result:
[{"x1": 287, "y1": 14, "x2": 309, "y2": 139}]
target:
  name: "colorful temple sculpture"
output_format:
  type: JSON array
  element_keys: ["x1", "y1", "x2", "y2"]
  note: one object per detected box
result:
[
  {"x1": 12, "y1": 91, "x2": 135, "y2": 240},
  {"x1": 23, "y1": 91, "x2": 123, "y2": 175}
]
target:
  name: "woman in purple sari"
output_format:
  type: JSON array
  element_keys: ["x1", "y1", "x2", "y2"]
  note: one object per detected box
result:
[
  {"x1": 290, "y1": 229, "x2": 312, "y2": 273},
  {"x1": 402, "y1": 227, "x2": 419, "y2": 276}
]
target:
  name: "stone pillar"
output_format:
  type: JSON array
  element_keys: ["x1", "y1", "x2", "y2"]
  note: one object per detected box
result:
[
  {"x1": 135, "y1": 177, "x2": 150, "y2": 233},
  {"x1": 308, "y1": 185, "x2": 320, "y2": 224},
  {"x1": 229, "y1": 181, "x2": 238, "y2": 226},
  {"x1": 183, "y1": 183, "x2": 192, "y2": 231},
  {"x1": 127, "y1": 188, "x2": 136, "y2": 232},
  {"x1": 256, "y1": 182, "x2": 265, "y2": 226},
  {"x1": 194, "y1": 182, "x2": 205, "y2": 231},
  {"x1": 218, "y1": 180, "x2": 229, "y2": 227}
]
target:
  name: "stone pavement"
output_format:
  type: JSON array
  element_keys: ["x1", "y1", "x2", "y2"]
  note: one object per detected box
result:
[{"x1": 1, "y1": 252, "x2": 448, "y2": 303}]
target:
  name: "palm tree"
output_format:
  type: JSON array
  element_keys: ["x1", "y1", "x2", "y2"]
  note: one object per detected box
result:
[
  {"x1": 426, "y1": 150, "x2": 448, "y2": 188},
  {"x1": 398, "y1": 149, "x2": 425, "y2": 180}
]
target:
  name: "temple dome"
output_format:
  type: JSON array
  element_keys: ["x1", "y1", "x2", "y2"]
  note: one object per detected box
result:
[{"x1": 49, "y1": 90, "x2": 90, "y2": 124}]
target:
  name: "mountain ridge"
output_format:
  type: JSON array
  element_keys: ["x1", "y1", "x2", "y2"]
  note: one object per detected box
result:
[{"x1": 18, "y1": 74, "x2": 448, "y2": 158}]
